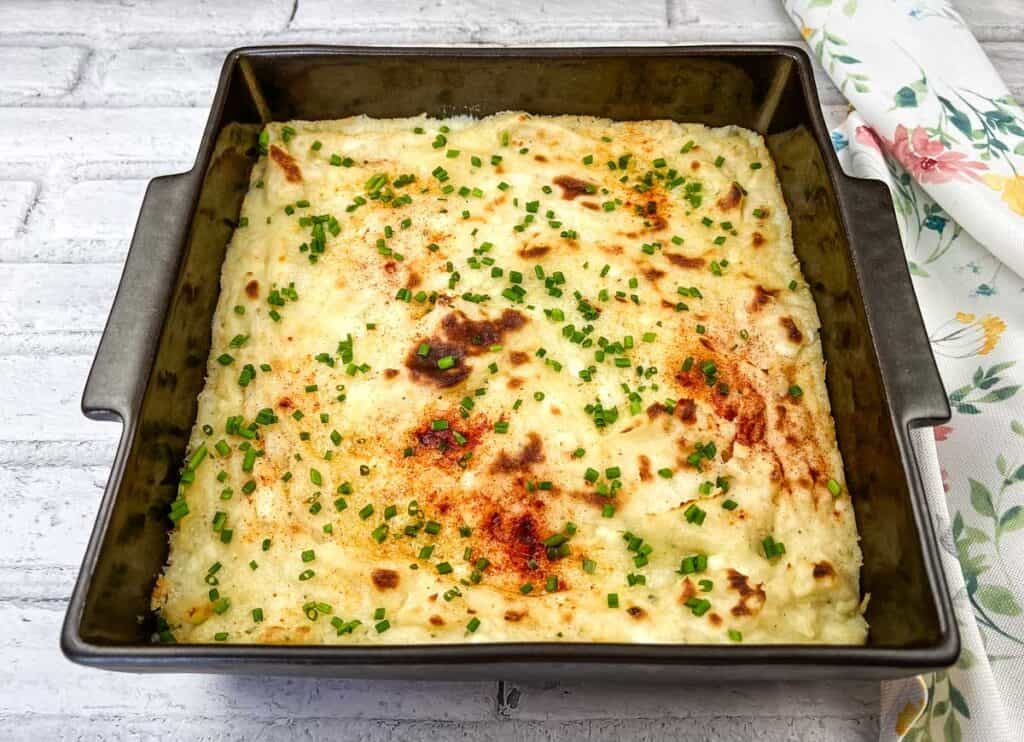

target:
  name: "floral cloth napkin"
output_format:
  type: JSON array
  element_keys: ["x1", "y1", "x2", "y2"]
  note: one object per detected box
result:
[{"x1": 782, "y1": 2, "x2": 1024, "y2": 741}]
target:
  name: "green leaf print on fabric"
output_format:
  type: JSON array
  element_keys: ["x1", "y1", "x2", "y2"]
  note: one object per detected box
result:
[
  {"x1": 952, "y1": 428, "x2": 1024, "y2": 652},
  {"x1": 893, "y1": 66, "x2": 929, "y2": 110},
  {"x1": 800, "y1": 19, "x2": 871, "y2": 93},
  {"x1": 939, "y1": 96, "x2": 974, "y2": 139},
  {"x1": 933, "y1": 88, "x2": 1024, "y2": 171},
  {"x1": 896, "y1": 86, "x2": 919, "y2": 108},
  {"x1": 976, "y1": 585, "x2": 1022, "y2": 616},
  {"x1": 969, "y1": 479, "x2": 995, "y2": 517},
  {"x1": 947, "y1": 363, "x2": 1020, "y2": 414},
  {"x1": 999, "y1": 505, "x2": 1024, "y2": 534}
]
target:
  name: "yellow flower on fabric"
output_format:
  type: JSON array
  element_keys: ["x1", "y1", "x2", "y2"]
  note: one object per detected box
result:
[
  {"x1": 931, "y1": 313, "x2": 1006, "y2": 357},
  {"x1": 983, "y1": 173, "x2": 1024, "y2": 216},
  {"x1": 978, "y1": 314, "x2": 1006, "y2": 355},
  {"x1": 895, "y1": 700, "x2": 924, "y2": 735},
  {"x1": 801, "y1": 26, "x2": 814, "y2": 39}
]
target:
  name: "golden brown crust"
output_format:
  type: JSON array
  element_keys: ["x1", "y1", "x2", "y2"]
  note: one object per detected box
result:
[{"x1": 152, "y1": 114, "x2": 865, "y2": 647}]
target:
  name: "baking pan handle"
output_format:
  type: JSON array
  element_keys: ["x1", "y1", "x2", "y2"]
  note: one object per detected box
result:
[
  {"x1": 82, "y1": 171, "x2": 198, "y2": 422},
  {"x1": 840, "y1": 175, "x2": 950, "y2": 427}
]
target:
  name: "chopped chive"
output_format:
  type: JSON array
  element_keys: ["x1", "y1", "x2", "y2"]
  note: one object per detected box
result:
[
  {"x1": 762, "y1": 535, "x2": 786, "y2": 560},
  {"x1": 684, "y1": 503, "x2": 706, "y2": 525},
  {"x1": 685, "y1": 597, "x2": 711, "y2": 616}
]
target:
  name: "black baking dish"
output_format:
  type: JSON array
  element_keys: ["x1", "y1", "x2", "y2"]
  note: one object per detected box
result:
[{"x1": 63, "y1": 45, "x2": 958, "y2": 680}]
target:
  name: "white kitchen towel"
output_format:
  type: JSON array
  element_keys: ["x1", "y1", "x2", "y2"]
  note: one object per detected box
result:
[
  {"x1": 785, "y1": 0, "x2": 1024, "y2": 278},
  {"x1": 782, "y1": 3, "x2": 1024, "y2": 741}
]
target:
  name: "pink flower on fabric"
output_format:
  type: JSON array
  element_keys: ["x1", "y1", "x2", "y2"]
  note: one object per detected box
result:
[
  {"x1": 854, "y1": 124, "x2": 988, "y2": 183},
  {"x1": 888, "y1": 125, "x2": 988, "y2": 183},
  {"x1": 855, "y1": 125, "x2": 883, "y2": 151},
  {"x1": 934, "y1": 425, "x2": 953, "y2": 442}
]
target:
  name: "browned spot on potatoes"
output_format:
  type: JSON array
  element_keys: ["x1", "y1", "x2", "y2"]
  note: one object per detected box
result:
[{"x1": 269, "y1": 145, "x2": 302, "y2": 182}]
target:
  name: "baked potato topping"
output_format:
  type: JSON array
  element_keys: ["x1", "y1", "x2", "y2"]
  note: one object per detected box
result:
[{"x1": 152, "y1": 113, "x2": 867, "y2": 645}]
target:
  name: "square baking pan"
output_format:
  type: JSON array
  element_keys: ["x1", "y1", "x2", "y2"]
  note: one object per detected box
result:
[{"x1": 63, "y1": 45, "x2": 958, "y2": 680}]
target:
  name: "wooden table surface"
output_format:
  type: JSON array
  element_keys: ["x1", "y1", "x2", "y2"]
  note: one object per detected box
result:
[{"x1": 2, "y1": 1, "x2": 1021, "y2": 739}]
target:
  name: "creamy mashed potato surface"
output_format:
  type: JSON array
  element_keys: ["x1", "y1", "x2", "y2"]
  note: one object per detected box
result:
[{"x1": 152, "y1": 113, "x2": 868, "y2": 645}]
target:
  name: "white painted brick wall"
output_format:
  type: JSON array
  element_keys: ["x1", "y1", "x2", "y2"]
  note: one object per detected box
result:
[
  {"x1": 0, "y1": 466, "x2": 108, "y2": 569},
  {"x1": 987, "y1": 41, "x2": 1024, "y2": 90},
  {"x1": 0, "y1": 181, "x2": 38, "y2": 239},
  {"x1": 30, "y1": 179, "x2": 149, "y2": 239},
  {"x1": 681, "y1": 0, "x2": 797, "y2": 40},
  {"x1": 2, "y1": 264, "x2": 119, "y2": 340},
  {"x1": 5, "y1": 716, "x2": 879, "y2": 742},
  {"x1": 88, "y1": 48, "x2": 225, "y2": 107},
  {"x1": 0, "y1": 238, "x2": 131, "y2": 264},
  {"x1": 0, "y1": 1, "x2": 1020, "y2": 739},
  {"x1": 292, "y1": 0, "x2": 668, "y2": 40},
  {"x1": 499, "y1": 678, "x2": 880, "y2": 720},
  {"x1": 0, "y1": 108, "x2": 205, "y2": 166},
  {"x1": 0, "y1": 355, "x2": 106, "y2": 442},
  {"x1": 1, "y1": 602, "x2": 497, "y2": 719},
  {"x1": 0, "y1": 47, "x2": 87, "y2": 102},
  {"x1": 946, "y1": 0, "x2": 1024, "y2": 41},
  {"x1": 0, "y1": 0, "x2": 295, "y2": 38}
]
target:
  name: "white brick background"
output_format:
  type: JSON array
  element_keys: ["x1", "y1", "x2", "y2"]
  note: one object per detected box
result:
[{"x1": 0, "y1": 1, "x2": 1020, "y2": 739}]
